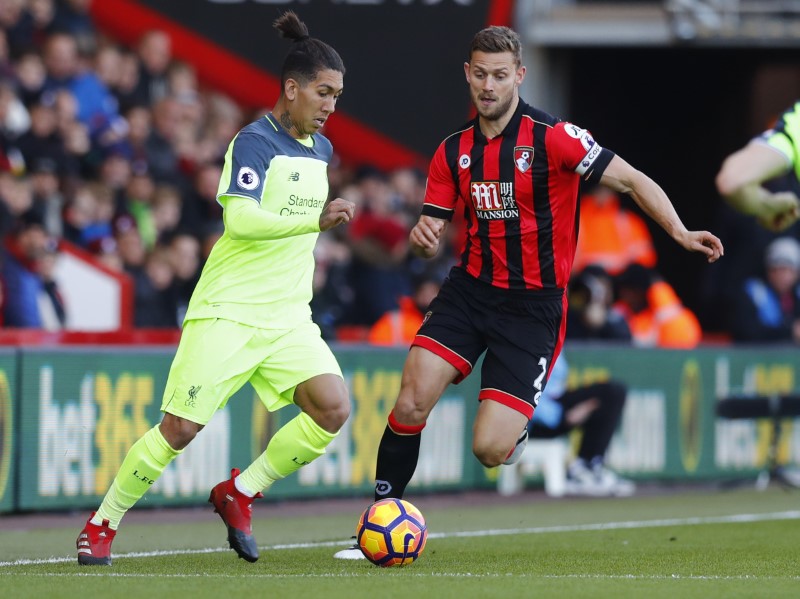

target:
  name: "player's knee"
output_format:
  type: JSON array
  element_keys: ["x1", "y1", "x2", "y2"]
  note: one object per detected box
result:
[
  {"x1": 472, "y1": 439, "x2": 506, "y2": 468},
  {"x1": 311, "y1": 389, "x2": 351, "y2": 433},
  {"x1": 390, "y1": 397, "x2": 429, "y2": 427},
  {"x1": 160, "y1": 414, "x2": 202, "y2": 450},
  {"x1": 320, "y1": 398, "x2": 350, "y2": 433}
]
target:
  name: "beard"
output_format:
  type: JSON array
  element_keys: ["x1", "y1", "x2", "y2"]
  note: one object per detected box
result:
[{"x1": 473, "y1": 91, "x2": 516, "y2": 121}]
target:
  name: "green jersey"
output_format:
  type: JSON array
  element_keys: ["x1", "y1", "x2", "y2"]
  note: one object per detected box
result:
[
  {"x1": 760, "y1": 101, "x2": 800, "y2": 181},
  {"x1": 184, "y1": 114, "x2": 331, "y2": 329}
]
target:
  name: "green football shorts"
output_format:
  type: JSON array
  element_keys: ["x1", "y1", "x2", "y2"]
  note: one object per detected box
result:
[{"x1": 160, "y1": 318, "x2": 343, "y2": 424}]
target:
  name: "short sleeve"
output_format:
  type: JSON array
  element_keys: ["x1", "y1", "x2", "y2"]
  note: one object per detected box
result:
[
  {"x1": 218, "y1": 132, "x2": 274, "y2": 203},
  {"x1": 551, "y1": 122, "x2": 615, "y2": 184},
  {"x1": 420, "y1": 142, "x2": 458, "y2": 221}
]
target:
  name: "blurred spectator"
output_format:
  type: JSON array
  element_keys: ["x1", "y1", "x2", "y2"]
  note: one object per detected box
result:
[
  {"x1": 528, "y1": 352, "x2": 634, "y2": 497},
  {"x1": 51, "y1": 0, "x2": 96, "y2": 46},
  {"x1": 92, "y1": 42, "x2": 122, "y2": 92},
  {"x1": 347, "y1": 165, "x2": 411, "y2": 324},
  {"x1": 166, "y1": 231, "x2": 201, "y2": 324},
  {"x1": 573, "y1": 184, "x2": 657, "y2": 276},
  {"x1": 730, "y1": 237, "x2": 800, "y2": 343},
  {"x1": 566, "y1": 265, "x2": 631, "y2": 341},
  {"x1": 87, "y1": 234, "x2": 123, "y2": 272},
  {"x1": 179, "y1": 161, "x2": 221, "y2": 233},
  {"x1": 52, "y1": 88, "x2": 93, "y2": 174},
  {"x1": 123, "y1": 164, "x2": 156, "y2": 247},
  {"x1": 613, "y1": 263, "x2": 702, "y2": 348},
  {"x1": 113, "y1": 213, "x2": 145, "y2": 273},
  {"x1": 201, "y1": 93, "x2": 242, "y2": 161},
  {"x1": 3, "y1": 0, "x2": 51, "y2": 56},
  {"x1": 61, "y1": 180, "x2": 113, "y2": 248},
  {"x1": 368, "y1": 272, "x2": 440, "y2": 346},
  {"x1": 133, "y1": 244, "x2": 177, "y2": 328},
  {"x1": 0, "y1": 75, "x2": 29, "y2": 136},
  {"x1": 0, "y1": 172, "x2": 33, "y2": 234},
  {"x1": 41, "y1": 32, "x2": 125, "y2": 147},
  {"x1": 132, "y1": 30, "x2": 171, "y2": 107},
  {"x1": 144, "y1": 96, "x2": 182, "y2": 185},
  {"x1": 123, "y1": 104, "x2": 151, "y2": 161},
  {"x1": 13, "y1": 50, "x2": 46, "y2": 105},
  {"x1": 110, "y1": 49, "x2": 143, "y2": 113},
  {"x1": 310, "y1": 230, "x2": 354, "y2": 340},
  {"x1": 0, "y1": 29, "x2": 12, "y2": 81},
  {"x1": 15, "y1": 99, "x2": 73, "y2": 176},
  {"x1": 389, "y1": 166, "x2": 426, "y2": 227},
  {"x1": 27, "y1": 0, "x2": 58, "y2": 49},
  {"x1": 151, "y1": 183, "x2": 182, "y2": 244},
  {"x1": 28, "y1": 156, "x2": 63, "y2": 236},
  {"x1": 1, "y1": 209, "x2": 65, "y2": 328},
  {"x1": 97, "y1": 149, "x2": 131, "y2": 204}
]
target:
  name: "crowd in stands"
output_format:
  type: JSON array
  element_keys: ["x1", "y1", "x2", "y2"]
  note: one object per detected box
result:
[{"x1": 0, "y1": 1, "x2": 798, "y2": 347}]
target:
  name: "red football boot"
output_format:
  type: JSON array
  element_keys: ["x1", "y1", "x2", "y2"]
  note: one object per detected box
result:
[
  {"x1": 76, "y1": 512, "x2": 116, "y2": 566},
  {"x1": 209, "y1": 468, "x2": 263, "y2": 562}
]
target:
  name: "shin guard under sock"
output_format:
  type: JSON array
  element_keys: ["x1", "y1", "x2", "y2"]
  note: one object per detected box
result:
[
  {"x1": 373, "y1": 412, "x2": 424, "y2": 501},
  {"x1": 238, "y1": 411, "x2": 337, "y2": 494},
  {"x1": 95, "y1": 425, "x2": 182, "y2": 529}
]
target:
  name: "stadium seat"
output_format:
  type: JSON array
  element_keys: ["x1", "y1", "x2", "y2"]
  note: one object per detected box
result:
[{"x1": 497, "y1": 438, "x2": 568, "y2": 497}]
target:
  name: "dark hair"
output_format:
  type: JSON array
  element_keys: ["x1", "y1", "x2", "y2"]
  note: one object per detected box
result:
[
  {"x1": 469, "y1": 26, "x2": 522, "y2": 66},
  {"x1": 273, "y1": 11, "x2": 345, "y2": 87}
]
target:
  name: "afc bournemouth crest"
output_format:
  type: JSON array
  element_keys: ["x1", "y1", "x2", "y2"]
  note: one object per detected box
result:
[{"x1": 514, "y1": 146, "x2": 533, "y2": 173}]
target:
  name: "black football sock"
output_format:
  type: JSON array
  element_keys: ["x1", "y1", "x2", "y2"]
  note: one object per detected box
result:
[{"x1": 374, "y1": 414, "x2": 424, "y2": 501}]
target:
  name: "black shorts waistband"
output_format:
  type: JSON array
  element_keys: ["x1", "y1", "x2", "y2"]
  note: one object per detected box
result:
[{"x1": 446, "y1": 267, "x2": 565, "y2": 301}]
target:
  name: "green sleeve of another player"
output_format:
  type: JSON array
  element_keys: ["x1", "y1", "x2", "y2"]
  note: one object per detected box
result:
[
  {"x1": 221, "y1": 196, "x2": 321, "y2": 240},
  {"x1": 764, "y1": 103, "x2": 800, "y2": 176}
]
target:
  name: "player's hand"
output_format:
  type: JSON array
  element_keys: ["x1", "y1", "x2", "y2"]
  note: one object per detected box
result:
[
  {"x1": 319, "y1": 197, "x2": 355, "y2": 231},
  {"x1": 757, "y1": 192, "x2": 800, "y2": 232},
  {"x1": 677, "y1": 230, "x2": 724, "y2": 263},
  {"x1": 409, "y1": 215, "x2": 445, "y2": 259}
]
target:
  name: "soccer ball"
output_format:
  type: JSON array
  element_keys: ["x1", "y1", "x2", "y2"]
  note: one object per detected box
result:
[{"x1": 356, "y1": 498, "x2": 427, "y2": 567}]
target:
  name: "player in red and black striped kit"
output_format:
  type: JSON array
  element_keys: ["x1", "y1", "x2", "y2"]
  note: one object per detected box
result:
[{"x1": 335, "y1": 24, "x2": 724, "y2": 559}]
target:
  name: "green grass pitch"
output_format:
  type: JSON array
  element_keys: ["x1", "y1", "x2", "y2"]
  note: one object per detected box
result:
[{"x1": 2, "y1": 487, "x2": 798, "y2": 598}]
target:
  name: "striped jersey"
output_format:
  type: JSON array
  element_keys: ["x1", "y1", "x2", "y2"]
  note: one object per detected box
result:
[
  {"x1": 184, "y1": 114, "x2": 331, "y2": 329},
  {"x1": 421, "y1": 99, "x2": 615, "y2": 291}
]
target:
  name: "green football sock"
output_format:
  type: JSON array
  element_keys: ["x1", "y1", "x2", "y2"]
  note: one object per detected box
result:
[
  {"x1": 238, "y1": 412, "x2": 337, "y2": 494},
  {"x1": 94, "y1": 424, "x2": 182, "y2": 529}
]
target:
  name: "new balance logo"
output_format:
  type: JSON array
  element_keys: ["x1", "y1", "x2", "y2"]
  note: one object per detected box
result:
[{"x1": 288, "y1": 172, "x2": 300, "y2": 181}]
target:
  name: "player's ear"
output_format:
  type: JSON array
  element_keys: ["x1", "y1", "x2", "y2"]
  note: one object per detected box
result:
[
  {"x1": 516, "y1": 65, "x2": 526, "y2": 86},
  {"x1": 463, "y1": 61, "x2": 471, "y2": 83},
  {"x1": 284, "y1": 78, "x2": 298, "y2": 101}
]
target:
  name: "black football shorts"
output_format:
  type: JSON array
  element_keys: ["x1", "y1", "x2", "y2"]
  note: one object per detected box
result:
[{"x1": 413, "y1": 268, "x2": 565, "y2": 419}]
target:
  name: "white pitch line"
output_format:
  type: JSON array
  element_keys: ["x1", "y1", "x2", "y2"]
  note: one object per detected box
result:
[
  {"x1": 2, "y1": 572, "x2": 800, "y2": 581},
  {"x1": 1, "y1": 509, "x2": 798, "y2": 568}
]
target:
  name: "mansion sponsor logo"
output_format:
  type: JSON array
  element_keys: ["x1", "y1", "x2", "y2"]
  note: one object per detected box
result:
[{"x1": 470, "y1": 181, "x2": 518, "y2": 220}]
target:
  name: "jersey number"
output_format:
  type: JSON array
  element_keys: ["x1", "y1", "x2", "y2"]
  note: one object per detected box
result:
[{"x1": 533, "y1": 357, "x2": 548, "y2": 405}]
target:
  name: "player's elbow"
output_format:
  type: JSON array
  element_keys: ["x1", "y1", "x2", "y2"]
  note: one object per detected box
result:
[
  {"x1": 224, "y1": 220, "x2": 246, "y2": 240},
  {"x1": 715, "y1": 157, "x2": 753, "y2": 198},
  {"x1": 715, "y1": 166, "x2": 740, "y2": 198}
]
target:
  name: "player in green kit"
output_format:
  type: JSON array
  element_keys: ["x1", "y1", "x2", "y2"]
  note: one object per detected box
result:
[
  {"x1": 716, "y1": 101, "x2": 800, "y2": 231},
  {"x1": 76, "y1": 11, "x2": 354, "y2": 565}
]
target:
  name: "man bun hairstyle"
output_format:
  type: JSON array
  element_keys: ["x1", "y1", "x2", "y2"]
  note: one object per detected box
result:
[
  {"x1": 470, "y1": 25, "x2": 522, "y2": 67},
  {"x1": 273, "y1": 11, "x2": 345, "y2": 87}
]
